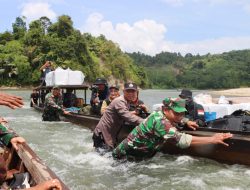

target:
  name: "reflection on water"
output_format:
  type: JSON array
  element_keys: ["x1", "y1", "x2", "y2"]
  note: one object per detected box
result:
[{"x1": 0, "y1": 90, "x2": 249, "y2": 190}]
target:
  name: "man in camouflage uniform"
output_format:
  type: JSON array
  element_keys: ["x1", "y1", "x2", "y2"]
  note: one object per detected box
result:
[
  {"x1": 113, "y1": 97, "x2": 233, "y2": 160},
  {"x1": 42, "y1": 86, "x2": 70, "y2": 121}
]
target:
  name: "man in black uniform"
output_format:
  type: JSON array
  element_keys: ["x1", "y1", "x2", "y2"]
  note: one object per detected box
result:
[
  {"x1": 179, "y1": 89, "x2": 205, "y2": 126},
  {"x1": 90, "y1": 78, "x2": 109, "y2": 115},
  {"x1": 30, "y1": 89, "x2": 39, "y2": 107},
  {"x1": 63, "y1": 89, "x2": 77, "y2": 108}
]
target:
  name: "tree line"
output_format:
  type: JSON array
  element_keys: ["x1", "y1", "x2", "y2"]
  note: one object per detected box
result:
[
  {"x1": 0, "y1": 15, "x2": 249, "y2": 89},
  {"x1": 128, "y1": 50, "x2": 250, "y2": 89},
  {"x1": 0, "y1": 15, "x2": 149, "y2": 87}
]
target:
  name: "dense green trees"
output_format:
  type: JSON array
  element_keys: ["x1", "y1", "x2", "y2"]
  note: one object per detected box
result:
[
  {"x1": 12, "y1": 16, "x2": 27, "y2": 40},
  {"x1": 1, "y1": 15, "x2": 249, "y2": 89},
  {"x1": 128, "y1": 51, "x2": 250, "y2": 89},
  {"x1": 0, "y1": 15, "x2": 148, "y2": 87}
]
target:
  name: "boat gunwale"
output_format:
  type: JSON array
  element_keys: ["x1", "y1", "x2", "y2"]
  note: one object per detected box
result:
[
  {"x1": 34, "y1": 84, "x2": 89, "y2": 90},
  {"x1": 31, "y1": 87, "x2": 250, "y2": 166},
  {"x1": 17, "y1": 143, "x2": 70, "y2": 190}
]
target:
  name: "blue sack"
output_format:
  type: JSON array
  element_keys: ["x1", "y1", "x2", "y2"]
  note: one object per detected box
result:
[
  {"x1": 65, "y1": 107, "x2": 81, "y2": 113},
  {"x1": 205, "y1": 112, "x2": 216, "y2": 122}
]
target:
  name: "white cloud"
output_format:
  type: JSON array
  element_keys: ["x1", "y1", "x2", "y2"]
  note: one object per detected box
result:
[
  {"x1": 82, "y1": 13, "x2": 250, "y2": 56},
  {"x1": 21, "y1": 2, "x2": 57, "y2": 22},
  {"x1": 82, "y1": 13, "x2": 171, "y2": 56},
  {"x1": 169, "y1": 37, "x2": 250, "y2": 55}
]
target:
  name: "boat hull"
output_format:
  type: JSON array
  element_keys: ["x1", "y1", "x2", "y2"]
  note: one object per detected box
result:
[
  {"x1": 16, "y1": 144, "x2": 69, "y2": 189},
  {"x1": 161, "y1": 130, "x2": 250, "y2": 165},
  {"x1": 3, "y1": 127, "x2": 69, "y2": 189},
  {"x1": 33, "y1": 104, "x2": 250, "y2": 166}
]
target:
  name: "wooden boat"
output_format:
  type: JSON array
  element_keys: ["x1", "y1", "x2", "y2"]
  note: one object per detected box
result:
[
  {"x1": 162, "y1": 129, "x2": 250, "y2": 166},
  {"x1": 33, "y1": 84, "x2": 100, "y2": 129},
  {"x1": 32, "y1": 85, "x2": 250, "y2": 166},
  {"x1": 2, "y1": 126, "x2": 69, "y2": 189}
]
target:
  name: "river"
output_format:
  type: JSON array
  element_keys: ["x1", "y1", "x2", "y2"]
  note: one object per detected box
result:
[{"x1": 1, "y1": 89, "x2": 250, "y2": 190}]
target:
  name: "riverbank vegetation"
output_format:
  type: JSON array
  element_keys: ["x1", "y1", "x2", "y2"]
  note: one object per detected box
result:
[
  {"x1": 128, "y1": 50, "x2": 250, "y2": 89},
  {"x1": 0, "y1": 15, "x2": 249, "y2": 89},
  {"x1": 0, "y1": 15, "x2": 148, "y2": 87}
]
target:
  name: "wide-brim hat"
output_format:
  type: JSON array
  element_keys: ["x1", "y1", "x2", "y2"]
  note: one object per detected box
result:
[
  {"x1": 179, "y1": 89, "x2": 192, "y2": 99},
  {"x1": 124, "y1": 82, "x2": 137, "y2": 91},
  {"x1": 163, "y1": 97, "x2": 187, "y2": 113}
]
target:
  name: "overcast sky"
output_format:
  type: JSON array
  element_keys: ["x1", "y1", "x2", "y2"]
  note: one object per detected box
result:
[{"x1": 1, "y1": 0, "x2": 250, "y2": 56}]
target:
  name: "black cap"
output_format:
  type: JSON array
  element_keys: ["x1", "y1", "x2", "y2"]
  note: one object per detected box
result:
[
  {"x1": 179, "y1": 89, "x2": 192, "y2": 99},
  {"x1": 93, "y1": 78, "x2": 107, "y2": 85},
  {"x1": 124, "y1": 82, "x2": 137, "y2": 90}
]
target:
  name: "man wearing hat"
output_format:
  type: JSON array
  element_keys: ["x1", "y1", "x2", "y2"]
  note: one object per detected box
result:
[
  {"x1": 42, "y1": 86, "x2": 70, "y2": 121},
  {"x1": 93, "y1": 82, "x2": 144, "y2": 150},
  {"x1": 179, "y1": 89, "x2": 205, "y2": 127},
  {"x1": 100, "y1": 85, "x2": 120, "y2": 115},
  {"x1": 112, "y1": 97, "x2": 232, "y2": 160},
  {"x1": 90, "y1": 78, "x2": 109, "y2": 115}
]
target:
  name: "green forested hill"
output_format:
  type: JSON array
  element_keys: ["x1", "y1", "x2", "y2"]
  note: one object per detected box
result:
[
  {"x1": 0, "y1": 15, "x2": 149, "y2": 87},
  {"x1": 1, "y1": 15, "x2": 249, "y2": 89},
  {"x1": 128, "y1": 50, "x2": 250, "y2": 89}
]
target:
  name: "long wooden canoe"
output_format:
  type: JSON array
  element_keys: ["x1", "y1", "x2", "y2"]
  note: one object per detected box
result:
[
  {"x1": 33, "y1": 104, "x2": 100, "y2": 130},
  {"x1": 32, "y1": 85, "x2": 250, "y2": 166},
  {"x1": 32, "y1": 103, "x2": 250, "y2": 166},
  {"x1": 2, "y1": 128, "x2": 69, "y2": 189},
  {"x1": 162, "y1": 130, "x2": 250, "y2": 166}
]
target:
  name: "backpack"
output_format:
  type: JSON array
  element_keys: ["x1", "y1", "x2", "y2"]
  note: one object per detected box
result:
[{"x1": 206, "y1": 109, "x2": 250, "y2": 132}]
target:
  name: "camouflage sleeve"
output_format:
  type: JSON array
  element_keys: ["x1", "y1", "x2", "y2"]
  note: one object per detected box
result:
[
  {"x1": 162, "y1": 125, "x2": 192, "y2": 149},
  {"x1": 181, "y1": 117, "x2": 189, "y2": 124},
  {"x1": 153, "y1": 116, "x2": 192, "y2": 149},
  {"x1": 0, "y1": 124, "x2": 15, "y2": 146},
  {"x1": 176, "y1": 133, "x2": 192, "y2": 149},
  {"x1": 153, "y1": 112, "x2": 178, "y2": 138},
  {"x1": 47, "y1": 96, "x2": 63, "y2": 111}
]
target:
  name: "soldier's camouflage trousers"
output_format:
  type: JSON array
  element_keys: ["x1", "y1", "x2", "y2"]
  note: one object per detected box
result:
[
  {"x1": 112, "y1": 139, "x2": 157, "y2": 161},
  {"x1": 42, "y1": 107, "x2": 61, "y2": 121}
]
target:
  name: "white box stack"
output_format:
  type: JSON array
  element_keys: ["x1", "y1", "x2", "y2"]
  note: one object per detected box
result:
[{"x1": 45, "y1": 67, "x2": 85, "y2": 86}]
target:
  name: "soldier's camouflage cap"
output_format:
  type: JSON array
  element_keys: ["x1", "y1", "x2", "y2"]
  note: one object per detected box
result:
[{"x1": 163, "y1": 97, "x2": 187, "y2": 113}]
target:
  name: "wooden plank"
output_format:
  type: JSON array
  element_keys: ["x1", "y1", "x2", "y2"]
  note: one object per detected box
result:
[
  {"x1": 35, "y1": 85, "x2": 89, "y2": 90},
  {"x1": 17, "y1": 143, "x2": 69, "y2": 190},
  {"x1": 162, "y1": 137, "x2": 250, "y2": 165}
]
